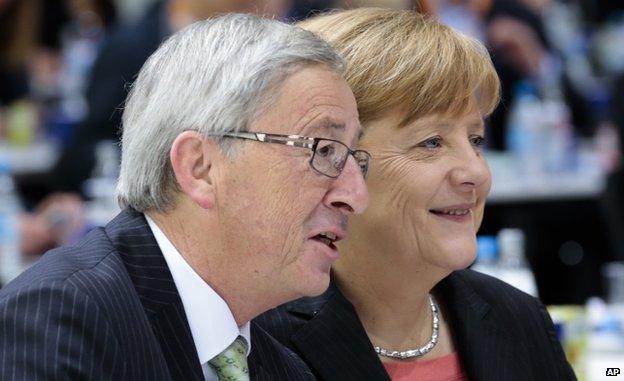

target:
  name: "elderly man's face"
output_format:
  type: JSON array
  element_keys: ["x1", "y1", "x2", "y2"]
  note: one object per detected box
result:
[{"x1": 215, "y1": 65, "x2": 368, "y2": 300}]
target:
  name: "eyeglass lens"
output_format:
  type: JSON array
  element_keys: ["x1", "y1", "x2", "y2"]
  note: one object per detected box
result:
[{"x1": 312, "y1": 140, "x2": 369, "y2": 178}]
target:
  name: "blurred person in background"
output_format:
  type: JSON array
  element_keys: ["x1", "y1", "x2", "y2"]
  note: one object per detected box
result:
[
  {"x1": 0, "y1": 0, "x2": 116, "y2": 257},
  {"x1": 421, "y1": 0, "x2": 553, "y2": 150},
  {"x1": 258, "y1": 8, "x2": 575, "y2": 380},
  {"x1": 52, "y1": 0, "x2": 293, "y2": 195},
  {"x1": 0, "y1": 0, "x2": 43, "y2": 148},
  {"x1": 1, "y1": 0, "x2": 115, "y2": 133},
  {"x1": 601, "y1": 72, "x2": 624, "y2": 261},
  {"x1": 0, "y1": 14, "x2": 369, "y2": 379},
  {"x1": 613, "y1": 74, "x2": 624, "y2": 179},
  {"x1": 0, "y1": 0, "x2": 38, "y2": 106},
  {"x1": 14, "y1": 0, "x2": 293, "y2": 257}
]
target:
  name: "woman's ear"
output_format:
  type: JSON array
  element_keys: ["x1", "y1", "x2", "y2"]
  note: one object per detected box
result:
[{"x1": 170, "y1": 131, "x2": 218, "y2": 209}]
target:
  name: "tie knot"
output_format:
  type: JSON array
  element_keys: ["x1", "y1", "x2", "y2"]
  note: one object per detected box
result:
[{"x1": 208, "y1": 336, "x2": 249, "y2": 381}]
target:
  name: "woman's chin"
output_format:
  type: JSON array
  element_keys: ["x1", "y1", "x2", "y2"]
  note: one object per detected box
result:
[
  {"x1": 429, "y1": 247, "x2": 477, "y2": 273},
  {"x1": 454, "y1": 253, "x2": 477, "y2": 271}
]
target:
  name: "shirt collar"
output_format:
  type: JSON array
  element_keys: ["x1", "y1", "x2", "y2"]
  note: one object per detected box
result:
[{"x1": 145, "y1": 215, "x2": 251, "y2": 365}]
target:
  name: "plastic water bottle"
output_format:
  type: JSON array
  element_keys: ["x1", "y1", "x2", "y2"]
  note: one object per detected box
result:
[
  {"x1": 472, "y1": 235, "x2": 499, "y2": 278},
  {"x1": 505, "y1": 81, "x2": 544, "y2": 177},
  {"x1": 542, "y1": 97, "x2": 575, "y2": 174},
  {"x1": 585, "y1": 297, "x2": 624, "y2": 378},
  {"x1": 0, "y1": 159, "x2": 22, "y2": 285},
  {"x1": 497, "y1": 228, "x2": 538, "y2": 297},
  {"x1": 83, "y1": 141, "x2": 120, "y2": 226}
]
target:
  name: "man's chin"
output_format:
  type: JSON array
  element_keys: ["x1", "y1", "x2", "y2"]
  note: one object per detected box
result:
[{"x1": 297, "y1": 271, "x2": 331, "y2": 298}]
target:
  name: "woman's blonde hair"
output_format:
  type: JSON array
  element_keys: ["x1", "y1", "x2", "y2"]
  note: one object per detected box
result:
[{"x1": 298, "y1": 8, "x2": 501, "y2": 126}]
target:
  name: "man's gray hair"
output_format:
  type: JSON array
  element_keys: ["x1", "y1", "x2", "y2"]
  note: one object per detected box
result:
[{"x1": 116, "y1": 14, "x2": 345, "y2": 212}]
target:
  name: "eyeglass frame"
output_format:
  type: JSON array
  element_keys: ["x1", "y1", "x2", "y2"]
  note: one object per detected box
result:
[{"x1": 219, "y1": 131, "x2": 371, "y2": 179}]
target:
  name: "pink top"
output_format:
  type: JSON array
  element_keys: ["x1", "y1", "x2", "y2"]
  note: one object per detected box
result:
[{"x1": 382, "y1": 352, "x2": 468, "y2": 381}]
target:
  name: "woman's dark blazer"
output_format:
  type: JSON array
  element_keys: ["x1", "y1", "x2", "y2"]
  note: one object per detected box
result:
[{"x1": 256, "y1": 269, "x2": 576, "y2": 381}]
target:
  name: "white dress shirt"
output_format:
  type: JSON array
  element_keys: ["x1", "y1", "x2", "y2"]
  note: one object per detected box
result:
[{"x1": 145, "y1": 216, "x2": 251, "y2": 381}]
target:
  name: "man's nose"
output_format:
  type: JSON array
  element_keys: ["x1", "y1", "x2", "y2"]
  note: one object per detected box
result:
[{"x1": 324, "y1": 155, "x2": 369, "y2": 215}]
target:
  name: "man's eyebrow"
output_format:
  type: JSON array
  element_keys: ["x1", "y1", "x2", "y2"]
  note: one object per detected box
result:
[
  {"x1": 321, "y1": 118, "x2": 346, "y2": 133},
  {"x1": 306, "y1": 117, "x2": 345, "y2": 136},
  {"x1": 306, "y1": 117, "x2": 362, "y2": 146},
  {"x1": 327, "y1": 120, "x2": 363, "y2": 147}
]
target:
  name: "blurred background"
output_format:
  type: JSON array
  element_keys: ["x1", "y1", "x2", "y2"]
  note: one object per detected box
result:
[{"x1": 0, "y1": 0, "x2": 623, "y2": 378}]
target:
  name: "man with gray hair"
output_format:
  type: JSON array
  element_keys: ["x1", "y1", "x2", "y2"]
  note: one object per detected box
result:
[{"x1": 0, "y1": 14, "x2": 369, "y2": 380}]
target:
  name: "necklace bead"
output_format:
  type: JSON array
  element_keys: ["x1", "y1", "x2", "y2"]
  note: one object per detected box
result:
[{"x1": 373, "y1": 294, "x2": 439, "y2": 360}]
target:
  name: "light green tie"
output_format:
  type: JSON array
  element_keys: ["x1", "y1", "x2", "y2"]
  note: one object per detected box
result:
[{"x1": 208, "y1": 336, "x2": 250, "y2": 381}]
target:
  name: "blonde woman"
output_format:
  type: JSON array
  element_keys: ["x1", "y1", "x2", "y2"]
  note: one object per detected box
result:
[{"x1": 258, "y1": 8, "x2": 574, "y2": 381}]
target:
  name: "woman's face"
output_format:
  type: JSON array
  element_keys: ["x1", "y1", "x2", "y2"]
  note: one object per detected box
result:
[{"x1": 354, "y1": 101, "x2": 491, "y2": 271}]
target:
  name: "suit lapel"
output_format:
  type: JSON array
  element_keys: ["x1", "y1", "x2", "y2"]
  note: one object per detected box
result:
[
  {"x1": 248, "y1": 321, "x2": 316, "y2": 380},
  {"x1": 106, "y1": 210, "x2": 204, "y2": 381},
  {"x1": 287, "y1": 282, "x2": 390, "y2": 381},
  {"x1": 436, "y1": 272, "x2": 526, "y2": 381},
  {"x1": 247, "y1": 324, "x2": 277, "y2": 380},
  {"x1": 248, "y1": 358, "x2": 271, "y2": 380}
]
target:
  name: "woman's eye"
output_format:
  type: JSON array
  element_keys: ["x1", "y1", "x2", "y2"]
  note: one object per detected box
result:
[
  {"x1": 470, "y1": 135, "x2": 486, "y2": 148},
  {"x1": 418, "y1": 137, "x2": 442, "y2": 149}
]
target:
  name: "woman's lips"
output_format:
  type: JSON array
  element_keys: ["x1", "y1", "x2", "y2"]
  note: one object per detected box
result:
[{"x1": 429, "y1": 207, "x2": 472, "y2": 222}]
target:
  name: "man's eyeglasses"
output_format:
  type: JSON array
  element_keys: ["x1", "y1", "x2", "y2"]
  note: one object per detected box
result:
[{"x1": 221, "y1": 132, "x2": 371, "y2": 179}]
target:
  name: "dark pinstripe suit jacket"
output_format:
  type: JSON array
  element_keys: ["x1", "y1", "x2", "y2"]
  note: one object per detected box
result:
[
  {"x1": 257, "y1": 270, "x2": 577, "y2": 381},
  {"x1": 0, "y1": 210, "x2": 315, "y2": 380}
]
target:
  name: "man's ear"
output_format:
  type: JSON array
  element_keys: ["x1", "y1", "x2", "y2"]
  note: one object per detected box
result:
[{"x1": 170, "y1": 131, "x2": 218, "y2": 209}]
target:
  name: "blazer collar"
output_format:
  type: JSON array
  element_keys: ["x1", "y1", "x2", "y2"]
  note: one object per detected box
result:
[
  {"x1": 286, "y1": 281, "x2": 390, "y2": 381},
  {"x1": 286, "y1": 271, "x2": 522, "y2": 381},
  {"x1": 105, "y1": 210, "x2": 204, "y2": 381},
  {"x1": 247, "y1": 322, "x2": 278, "y2": 380},
  {"x1": 436, "y1": 271, "x2": 524, "y2": 381}
]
